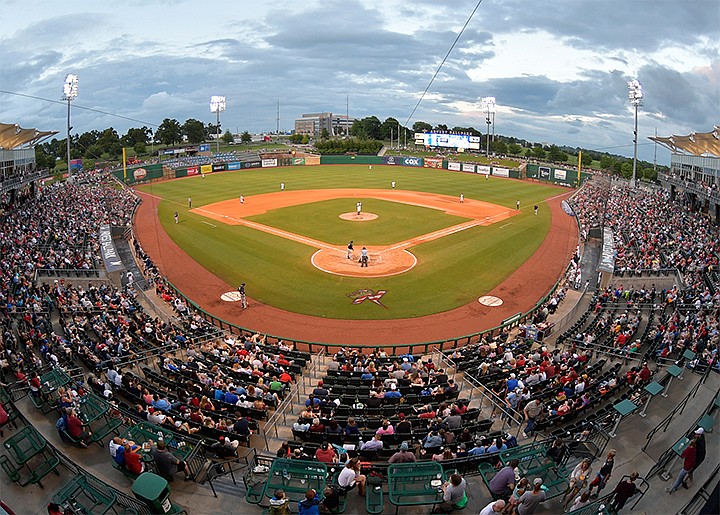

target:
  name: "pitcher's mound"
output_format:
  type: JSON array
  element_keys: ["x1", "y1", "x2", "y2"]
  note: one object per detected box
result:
[{"x1": 339, "y1": 212, "x2": 378, "y2": 221}]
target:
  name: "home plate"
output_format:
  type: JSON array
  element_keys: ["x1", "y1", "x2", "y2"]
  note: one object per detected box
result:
[
  {"x1": 478, "y1": 295, "x2": 503, "y2": 307},
  {"x1": 221, "y1": 291, "x2": 243, "y2": 302}
]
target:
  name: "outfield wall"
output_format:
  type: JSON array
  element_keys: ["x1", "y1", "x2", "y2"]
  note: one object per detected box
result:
[
  {"x1": 526, "y1": 163, "x2": 592, "y2": 187},
  {"x1": 113, "y1": 155, "x2": 538, "y2": 185}
]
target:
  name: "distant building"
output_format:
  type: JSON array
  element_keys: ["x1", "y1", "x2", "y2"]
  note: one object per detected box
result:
[{"x1": 294, "y1": 113, "x2": 354, "y2": 136}]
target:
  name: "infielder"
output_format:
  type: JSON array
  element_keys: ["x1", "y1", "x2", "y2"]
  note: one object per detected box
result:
[
  {"x1": 460, "y1": 193, "x2": 464, "y2": 203},
  {"x1": 347, "y1": 240, "x2": 354, "y2": 260}
]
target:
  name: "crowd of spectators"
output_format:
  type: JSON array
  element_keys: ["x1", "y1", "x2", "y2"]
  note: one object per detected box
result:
[{"x1": 568, "y1": 179, "x2": 719, "y2": 371}]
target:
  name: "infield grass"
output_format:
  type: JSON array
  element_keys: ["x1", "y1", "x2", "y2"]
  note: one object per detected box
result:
[
  {"x1": 139, "y1": 165, "x2": 566, "y2": 319},
  {"x1": 247, "y1": 198, "x2": 469, "y2": 245}
]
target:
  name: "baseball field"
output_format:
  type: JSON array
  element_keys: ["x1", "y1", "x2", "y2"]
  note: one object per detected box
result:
[{"x1": 135, "y1": 165, "x2": 572, "y2": 324}]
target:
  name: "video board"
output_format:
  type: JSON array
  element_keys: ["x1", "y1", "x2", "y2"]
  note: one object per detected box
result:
[{"x1": 414, "y1": 132, "x2": 480, "y2": 150}]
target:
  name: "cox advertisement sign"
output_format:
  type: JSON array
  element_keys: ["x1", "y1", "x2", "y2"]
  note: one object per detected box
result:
[
  {"x1": 262, "y1": 159, "x2": 278, "y2": 168},
  {"x1": 402, "y1": 157, "x2": 423, "y2": 167}
]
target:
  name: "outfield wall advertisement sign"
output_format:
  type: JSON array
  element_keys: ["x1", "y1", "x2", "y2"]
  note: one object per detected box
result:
[
  {"x1": 424, "y1": 157, "x2": 443, "y2": 169},
  {"x1": 539, "y1": 166, "x2": 551, "y2": 179},
  {"x1": 462, "y1": 163, "x2": 476, "y2": 173},
  {"x1": 447, "y1": 162, "x2": 461, "y2": 171},
  {"x1": 383, "y1": 156, "x2": 402, "y2": 166},
  {"x1": 226, "y1": 162, "x2": 241, "y2": 170},
  {"x1": 212, "y1": 163, "x2": 226, "y2": 172},
  {"x1": 292, "y1": 158, "x2": 305, "y2": 166},
  {"x1": 198, "y1": 144, "x2": 211, "y2": 152},
  {"x1": 554, "y1": 169, "x2": 568, "y2": 181},
  {"x1": 477, "y1": 165, "x2": 491, "y2": 175},
  {"x1": 262, "y1": 158, "x2": 278, "y2": 168},
  {"x1": 242, "y1": 160, "x2": 262, "y2": 169},
  {"x1": 201, "y1": 164, "x2": 213, "y2": 175},
  {"x1": 492, "y1": 167, "x2": 509, "y2": 177},
  {"x1": 402, "y1": 157, "x2": 423, "y2": 167},
  {"x1": 187, "y1": 166, "x2": 198, "y2": 176}
]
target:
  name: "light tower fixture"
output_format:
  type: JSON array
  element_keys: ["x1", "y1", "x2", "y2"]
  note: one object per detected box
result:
[
  {"x1": 210, "y1": 95, "x2": 226, "y2": 153},
  {"x1": 481, "y1": 96, "x2": 496, "y2": 157},
  {"x1": 62, "y1": 74, "x2": 78, "y2": 177},
  {"x1": 627, "y1": 79, "x2": 643, "y2": 187}
]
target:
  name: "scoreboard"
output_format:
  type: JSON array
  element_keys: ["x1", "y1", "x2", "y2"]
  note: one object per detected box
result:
[{"x1": 414, "y1": 132, "x2": 480, "y2": 150}]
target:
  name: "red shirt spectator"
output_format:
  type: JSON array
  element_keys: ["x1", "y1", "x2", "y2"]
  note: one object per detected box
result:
[{"x1": 124, "y1": 445, "x2": 143, "y2": 474}]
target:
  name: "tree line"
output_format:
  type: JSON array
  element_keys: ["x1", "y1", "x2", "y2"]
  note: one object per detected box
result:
[{"x1": 34, "y1": 114, "x2": 664, "y2": 181}]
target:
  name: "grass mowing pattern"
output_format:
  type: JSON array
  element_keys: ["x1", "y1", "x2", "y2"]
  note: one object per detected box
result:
[{"x1": 140, "y1": 165, "x2": 562, "y2": 320}]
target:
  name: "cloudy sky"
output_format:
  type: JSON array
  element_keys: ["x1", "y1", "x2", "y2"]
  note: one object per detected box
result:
[{"x1": 1, "y1": 0, "x2": 718, "y2": 163}]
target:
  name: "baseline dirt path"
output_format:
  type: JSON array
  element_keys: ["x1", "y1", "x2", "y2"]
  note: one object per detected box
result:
[
  {"x1": 192, "y1": 189, "x2": 515, "y2": 277},
  {"x1": 134, "y1": 188, "x2": 577, "y2": 345}
]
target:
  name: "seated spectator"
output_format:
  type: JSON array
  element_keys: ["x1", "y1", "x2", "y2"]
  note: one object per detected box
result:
[
  {"x1": 337, "y1": 458, "x2": 366, "y2": 495},
  {"x1": 309, "y1": 418, "x2": 325, "y2": 433},
  {"x1": 388, "y1": 442, "x2": 416, "y2": 463},
  {"x1": 318, "y1": 485, "x2": 340, "y2": 514},
  {"x1": 314, "y1": 443, "x2": 338, "y2": 464},
  {"x1": 298, "y1": 488, "x2": 320, "y2": 515},
  {"x1": 210, "y1": 436, "x2": 238, "y2": 458},
  {"x1": 326, "y1": 419, "x2": 343, "y2": 435},
  {"x1": 65, "y1": 408, "x2": 92, "y2": 447},
  {"x1": 361, "y1": 434, "x2": 384, "y2": 451},
  {"x1": 375, "y1": 420, "x2": 394, "y2": 436},
  {"x1": 124, "y1": 443, "x2": 144, "y2": 475},
  {"x1": 109, "y1": 436, "x2": 126, "y2": 466},
  {"x1": 147, "y1": 407, "x2": 174, "y2": 427},
  {"x1": 422, "y1": 431, "x2": 443, "y2": 449},
  {"x1": 432, "y1": 448, "x2": 455, "y2": 462},
  {"x1": 269, "y1": 489, "x2": 290, "y2": 515},
  {"x1": 150, "y1": 440, "x2": 193, "y2": 482},
  {"x1": 395, "y1": 413, "x2": 412, "y2": 434},
  {"x1": 344, "y1": 417, "x2": 361, "y2": 435}
]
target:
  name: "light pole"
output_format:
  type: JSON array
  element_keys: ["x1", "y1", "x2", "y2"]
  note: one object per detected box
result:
[
  {"x1": 62, "y1": 74, "x2": 78, "y2": 177},
  {"x1": 210, "y1": 96, "x2": 226, "y2": 153},
  {"x1": 481, "y1": 97, "x2": 496, "y2": 157},
  {"x1": 628, "y1": 79, "x2": 643, "y2": 187}
]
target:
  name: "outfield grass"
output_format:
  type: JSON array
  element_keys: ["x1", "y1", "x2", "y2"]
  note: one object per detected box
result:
[{"x1": 139, "y1": 165, "x2": 565, "y2": 319}]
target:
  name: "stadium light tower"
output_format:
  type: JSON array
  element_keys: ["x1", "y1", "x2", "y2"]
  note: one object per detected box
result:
[
  {"x1": 481, "y1": 97, "x2": 496, "y2": 157},
  {"x1": 628, "y1": 79, "x2": 643, "y2": 187},
  {"x1": 210, "y1": 95, "x2": 226, "y2": 153},
  {"x1": 62, "y1": 74, "x2": 78, "y2": 177}
]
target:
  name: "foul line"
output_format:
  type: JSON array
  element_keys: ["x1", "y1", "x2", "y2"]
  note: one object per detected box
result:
[{"x1": 201, "y1": 221, "x2": 217, "y2": 228}]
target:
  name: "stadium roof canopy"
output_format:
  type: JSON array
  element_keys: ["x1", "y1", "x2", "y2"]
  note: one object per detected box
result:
[
  {"x1": 0, "y1": 122, "x2": 58, "y2": 150},
  {"x1": 649, "y1": 126, "x2": 720, "y2": 158}
]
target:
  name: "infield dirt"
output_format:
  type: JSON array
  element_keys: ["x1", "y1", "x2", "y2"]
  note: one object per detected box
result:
[{"x1": 134, "y1": 185, "x2": 577, "y2": 346}]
